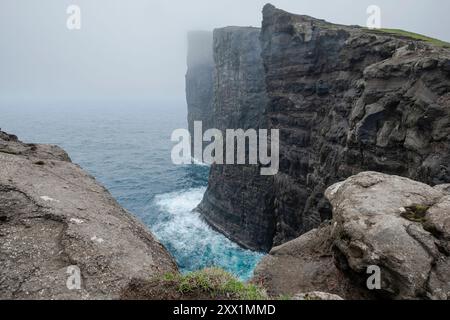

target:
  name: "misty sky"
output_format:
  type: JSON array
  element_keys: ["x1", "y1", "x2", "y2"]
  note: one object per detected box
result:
[{"x1": 1, "y1": 0, "x2": 449, "y2": 105}]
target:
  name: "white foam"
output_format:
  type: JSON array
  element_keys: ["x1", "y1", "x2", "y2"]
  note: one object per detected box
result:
[
  {"x1": 151, "y1": 187, "x2": 264, "y2": 279},
  {"x1": 191, "y1": 157, "x2": 211, "y2": 167},
  {"x1": 153, "y1": 187, "x2": 232, "y2": 252},
  {"x1": 40, "y1": 196, "x2": 60, "y2": 203}
]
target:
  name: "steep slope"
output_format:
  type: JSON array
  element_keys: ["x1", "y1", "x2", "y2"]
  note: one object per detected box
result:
[
  {"x1": 0, "y1": 131, "x2": 177, "y2": 299},
  {"x1": 186, "y1": 31, "x2": 215, "y2": 148},
  {"x1": 262, "y1": 4, "x2": 450, "y2": 247},
  {"x1": 195, "y1": 27, "x2": 275, "y2": 251},
  {"x1": 188, "y1": 4, "x2": 450, "y2": 251}
]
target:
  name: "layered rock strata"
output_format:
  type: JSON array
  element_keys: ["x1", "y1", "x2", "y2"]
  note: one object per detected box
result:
[
  {"x1": 195, "y1": 27, "x2": 275, "y2": 251},
  {"x1": 261, "y1": 4, "x2": 450, "y2": 248},
  {"x1": 188, "y1": 4, "x2": 450, "y2": 251},
  {"x1": 186, "y1": 31, "x2": 215, "y2": 152}
]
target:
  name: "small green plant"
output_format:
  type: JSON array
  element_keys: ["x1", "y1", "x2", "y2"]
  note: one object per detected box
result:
[
  {"x1": 401, "y1": 204, "x2": 430, "y2": 223},
  {"x1": 277, "y1": 294, "x2": 292, "y2": 301},
  {"x1": 163, "y1": 272, "x2": 177, "y2": 282},
  {"x1": 161, "y1": 268, "x2": 268, "y2": 300}
]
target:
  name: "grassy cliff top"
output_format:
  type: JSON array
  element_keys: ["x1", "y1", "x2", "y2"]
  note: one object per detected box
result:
[{"x1": 373, "y1": 28, "x2": 450, "y2": 48}]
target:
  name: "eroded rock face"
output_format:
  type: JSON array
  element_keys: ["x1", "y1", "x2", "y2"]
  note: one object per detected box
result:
[
  {"x1": 261, "y1": 4, "x2": 450, "y2": 248},
  {"x1": 0, "y1": 131, "x2": 177, "y2": 300},
  {"x1": 188, "y1": 4, "x2": 450, "y2": 251},
  {"x1": 328, "y1": 172, "x2": 450, "y2": 300},
  {"x1": 255, "y1": 172, "x2": 450, "y2": 300},
  {"x1": 253, "y1": 223, "x2": 368, "y2": 300},
  {"x1": 196, "y1": 27, "x2": 275, "y2": 251},
  {"x1": 186, "y1": 31, "x2": 215, "y2": 149}
]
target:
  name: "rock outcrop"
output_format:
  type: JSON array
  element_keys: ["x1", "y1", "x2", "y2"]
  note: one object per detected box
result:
[
  {"x1": 254, "y1": 172, "x2": 450, "y2": 300},
  {"x1": 0, "y1": 131, "x2": 177, "y2": 299},
  {"x1": 253, "y1": 223, "x2": 367, "y2": 299},
  {"x1": 187, "y1": 4, "x2": 450, "y2": 251}
]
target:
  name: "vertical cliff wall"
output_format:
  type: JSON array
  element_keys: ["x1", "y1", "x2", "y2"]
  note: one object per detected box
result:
[
  {"x1": 187, "y1": 5, "x2": 450, "y2": 252},
  {"x1": 186, "y1": 31, "x2": 214, "y2": 146},
  {"x1": 261, "y1": 4, "x2": 450, "y2": 247},
  {"x1": 197, "y1": 27, "x2": 275, "y2": 251}
]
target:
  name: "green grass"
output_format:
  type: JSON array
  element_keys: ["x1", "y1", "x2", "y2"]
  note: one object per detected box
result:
[
  {"x1": 401, "y1": 204, "x2": 430, "y2": 223},
  {"x1": 374, "y1": 28, "x2": 450, "y2": 48},
  {"x1": 162, "y1": 268, "x2": 268, "y2": 300},
  {"x1": 277, "y1": 294, "x2": 293, "y2": 300}
]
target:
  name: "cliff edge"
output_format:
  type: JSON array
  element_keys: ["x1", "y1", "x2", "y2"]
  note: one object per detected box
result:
[
  {"x1": 187, "y1": 4, "x2": 450, "y2": 251},
  {"x1": 0, "y1": 130, "x2": 177, "y2": 299}
]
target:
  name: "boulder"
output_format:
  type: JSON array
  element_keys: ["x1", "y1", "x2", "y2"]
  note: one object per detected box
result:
[
  {"x1": 253, "y1": 223, "x2": 369, "y2": 300},
  {"x1": 255, "y1": 172, "x2": 450, "y2": 300}
]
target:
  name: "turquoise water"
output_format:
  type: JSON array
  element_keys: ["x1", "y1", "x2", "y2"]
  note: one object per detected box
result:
[{"x1": 0, "y1": 101, "x2": 264, "y2": 280}]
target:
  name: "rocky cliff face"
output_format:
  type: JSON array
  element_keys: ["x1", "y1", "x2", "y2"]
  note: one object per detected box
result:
[
  {"x1": 188, "y1": 4, "x2": 450, "y2": 251},
  {"x1": 194, "y1": 27, "x2": 275, "y2": 251},
  {"x1": 0, "y1": 131, "x2": 177, "y2": 299},
  {"x1": 262, "y1": 4, "x2": 450, "y2": 248},
  {"x1": 254, "y1": 172, "x2": 450, "y2": 300},
  {"x1": 186, "y1": 31, "x2": 215, "y2": 150}
]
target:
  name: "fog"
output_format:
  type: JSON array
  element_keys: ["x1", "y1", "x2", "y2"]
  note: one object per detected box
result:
[{"x1": 1, "y1": 0, "x2": 449, "y2": 105}]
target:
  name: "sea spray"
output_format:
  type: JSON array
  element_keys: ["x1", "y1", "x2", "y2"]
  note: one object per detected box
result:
[{"x1": 151, "y1": 187, "x2": 264, "y2": 280}]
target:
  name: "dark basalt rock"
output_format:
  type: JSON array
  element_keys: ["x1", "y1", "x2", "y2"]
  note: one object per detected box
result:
[
  {"x1": 262, "y1": 5, "x2": 450, "y2": 249},
  {"x1": 188, "y1": 4, "x2": 450, "y2": 252},
  {"x1": 186, "y1": 31, "x2": 215, "y2": 148},
  {"x1": 194, "y1": 27, "x2": 275, "y2": 251}
]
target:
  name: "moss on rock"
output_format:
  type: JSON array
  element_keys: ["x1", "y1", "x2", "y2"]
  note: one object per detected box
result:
[{"x1": 401, "y1": 205, "x2": 430, "y2": 223}]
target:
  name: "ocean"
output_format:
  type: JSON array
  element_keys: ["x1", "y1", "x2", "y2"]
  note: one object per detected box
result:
[{"x1": 0, "y1": 101, "x2": 264, "y2": 280}]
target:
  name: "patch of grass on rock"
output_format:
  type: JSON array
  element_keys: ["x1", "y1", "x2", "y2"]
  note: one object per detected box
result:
[
  {"x1": 401, "y1": 204, "x2": 430, "y2": 223},
  {"x1": 371, "y1": 28, "x2": 450, "y2": 48},
  {"x1": 121, "y1": 268, "x2": 268, "y2": 300}
]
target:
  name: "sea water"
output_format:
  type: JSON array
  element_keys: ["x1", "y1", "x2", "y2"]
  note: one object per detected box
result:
[{"x1": 0, "y1": 101, "x2": 264, "y2": 280}]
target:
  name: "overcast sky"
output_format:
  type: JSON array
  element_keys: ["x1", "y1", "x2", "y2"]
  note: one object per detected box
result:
[{"x1": 1, "y1": 0, "x2": 449, "y2": 105}]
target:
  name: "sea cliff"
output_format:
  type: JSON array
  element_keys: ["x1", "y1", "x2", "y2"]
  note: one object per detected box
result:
[{"x1": 187, "y1": 4, "x2": 450, "y2": 251}]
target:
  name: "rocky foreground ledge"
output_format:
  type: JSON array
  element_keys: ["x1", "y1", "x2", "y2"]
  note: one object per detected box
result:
[
  {"x1": 2, "y1": 130, "x2": 449, "y2": 300},
  {"x1": 254, "y1": 172, "x2": 450, "y2": 300},
  {"x1": 0, "y1": 131, "x2": 177, "y2": 299}
]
